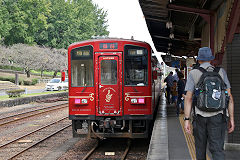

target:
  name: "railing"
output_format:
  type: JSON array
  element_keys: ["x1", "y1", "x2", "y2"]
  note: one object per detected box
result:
[{"x1": 38, "y1": 79, "x2": 51, "y2": 83}]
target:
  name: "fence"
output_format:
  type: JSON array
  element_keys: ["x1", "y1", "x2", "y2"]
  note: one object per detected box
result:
[{"x1": 38, "y1": 79, "x2": 51, "y2": 83}]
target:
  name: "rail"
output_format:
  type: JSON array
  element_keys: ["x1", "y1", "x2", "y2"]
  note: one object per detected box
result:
[
  {"x1": 82, "y1": 139, "x2": 131, "y2": 160},
  {"x1": 0, "y1": 103, "x2": 68, "y2": 126},
  {"x1": 0, "y1": 117, "x2": 68, "y2": 148},
  {"x1": 7, "y1": 124, "x2": 71, "y2": 160}
]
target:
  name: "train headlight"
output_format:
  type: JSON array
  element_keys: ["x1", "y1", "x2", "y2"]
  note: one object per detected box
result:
[
  {"x1": 81, "y1": 99, "x2": 88, "y2": 104},
  {"x1": 131, "y1": 98, "x2": 138, "y2": 104}
]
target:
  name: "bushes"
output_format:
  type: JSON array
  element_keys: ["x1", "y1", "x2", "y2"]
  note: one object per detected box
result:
[
  {"x1": 0, "y1": 76, "x2": 39, "y2": 85},
  {"x1": 31, "y1": 78, "x2": 38, "y2": 85},
  {"x1": 6, "y1": 89, "x2": 25, "y2": 97},
  {"x1": 0, "y1": 77, "x2": 16, "y2": 83},
  {"x1": 0, "y1": 65, "x2": 23, "y2": 71},
  {"x1": 23, "y1": 80, "x2": 32, "y2": 85}
]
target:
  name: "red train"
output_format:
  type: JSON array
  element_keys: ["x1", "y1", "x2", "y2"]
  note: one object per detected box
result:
[{"x1": 67, "y1": 38, "x2": 161, "y2": 138}]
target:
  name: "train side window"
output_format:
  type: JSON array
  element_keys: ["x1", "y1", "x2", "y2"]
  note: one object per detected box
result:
[
  {"x1": 70, "y1": 46, "x2": 93, "y2": 87},
  {"x1": 124, "y1": 45, "x2": 148, "y2": 86}
]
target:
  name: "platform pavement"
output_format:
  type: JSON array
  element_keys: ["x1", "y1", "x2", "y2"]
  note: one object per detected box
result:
[{"x1": 147, "y1": 95, "x2": 240, "y2": 160}]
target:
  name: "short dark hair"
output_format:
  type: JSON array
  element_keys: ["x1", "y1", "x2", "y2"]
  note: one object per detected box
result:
[
  {"x1": 173, "y1": 80, "x2": 177, "y2": 83},
  {"x1": 170, "y1": 71, "x2": 173, "y2": 75},
  {"x1": 178, "y1": 72, "x2": 184, "y2": 79}
]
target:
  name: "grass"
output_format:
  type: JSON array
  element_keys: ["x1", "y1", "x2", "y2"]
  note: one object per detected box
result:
[
  {"x1": 0, "y1": 90, "x2": 68, "y2": 101},
  {"x1": 30, "y1": 70, "x2": 61, "y2": 76}
]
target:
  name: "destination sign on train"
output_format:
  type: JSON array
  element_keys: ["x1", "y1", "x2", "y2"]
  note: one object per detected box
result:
[{"x1": 100, "y1": 43, "x2": 118, "y2": 49}]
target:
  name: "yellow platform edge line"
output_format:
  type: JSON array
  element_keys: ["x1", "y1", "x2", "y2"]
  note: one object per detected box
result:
[
  {"x1": 179, "y1": 114, "x2": 211, "y2": 160},
  {"x1": 179, "y1": 115, "x2": 196, "y2": 160}
]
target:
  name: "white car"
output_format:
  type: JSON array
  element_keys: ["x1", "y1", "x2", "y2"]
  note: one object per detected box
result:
[{"x1": 45, "y1": 78, "x2": 68, "y2": 91}]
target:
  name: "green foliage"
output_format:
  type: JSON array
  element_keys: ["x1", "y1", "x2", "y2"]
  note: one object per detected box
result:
[
  {"x1": 0, "y1": 0, "x2": 51, "y2": 45},
  {"x1": 31, "y1": 78, "x2": 38, "y2": 85},
  {"x1": 0, "y1": 76, "x2": 38, "y2": 85},
  {"x1": 0, "y1": 0, "x2": 109, "y2": 48},
  {"x1": 0, "y1": 76, "x2": 16, "y2": 83},
  {"x1": 0, "y1": 65, "x2": 23, "y2": 71},
  {"x1": 30, "y1": 70, "x2": 61, "y2": 76},
  {"x1": 23, "y1": 80, "x2": 32, "y2": 85},
  {"x1": 6, "y1": 89, "x2": 25, "y2": 97}
]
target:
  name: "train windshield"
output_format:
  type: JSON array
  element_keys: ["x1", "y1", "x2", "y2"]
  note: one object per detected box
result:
[
  {"x1": 101, "y1": 60, "x2": 117, "y2": 85},
  {"x1": 70, "y1": 46, "x2": 94, "y2": 87},
  {"x1": 124, "y1": 45, "x2": 148, "y2": 86}
]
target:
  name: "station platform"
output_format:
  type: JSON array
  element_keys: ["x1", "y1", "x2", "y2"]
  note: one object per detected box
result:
[{"x1": 147, "y1": 95, "x2": 240, "y2": 160}]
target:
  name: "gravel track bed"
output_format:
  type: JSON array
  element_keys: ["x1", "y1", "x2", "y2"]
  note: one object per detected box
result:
[
  {"x1": 0, "y1": 119, "x2": 71, "y2": 160},
  {"x1": 58, "y1": 138, "x2": 149, "y2": 160},
  {"x1": 0, "y1": 107, "x2": 68, "y2": 146},
  {"x1": 0, "y1": 104, "x2": 67, "y2": 127},
  {"x1": 126, "y1": 139, "x2": 149, "y2": 160},
  {"x1": 58, "y1": 138, "x2": 98, "y2": 160},
  {"x1": 0, "y1": 101, "x2": 149, "y2": 160},
  {"x1": 12, "y1": 125, "x2": 72, "y2": 160}
]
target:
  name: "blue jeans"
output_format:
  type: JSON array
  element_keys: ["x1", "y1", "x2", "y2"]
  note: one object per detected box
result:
[{"x1": 177, "y1": 97, "x2": 184, "y2": 114}]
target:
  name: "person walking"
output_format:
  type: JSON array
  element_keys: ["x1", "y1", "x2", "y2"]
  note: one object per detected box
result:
[
  {"x1": 173, "y1": 68, "x2": 179, "y2": 82},
  {"x1": 164, "y1": 71, "x2": 174, "y2": 104},
  {"x1": 177, "y1": 72, "x2": 185, "y2": 114},
  {"x1": 184, "y1": 47, "x2": 234, "y2": 160},
  {"x1": 171, "y1": 80, "x2": 178, "y2": 114}
]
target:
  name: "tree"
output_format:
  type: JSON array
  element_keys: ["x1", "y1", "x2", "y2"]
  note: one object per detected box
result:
[
  {"x1": 0, "y1": 45, "x2": 8, "y2": 66},
  {"x1": 48, "y1": 48, "x2": 67, "y2": 77},
  {"x1": 93, "y1": 5, "x2": 109, "y2": 36},
  {"x1": 0, "y1": 0, "x2": 12, "y2": 42},
  {"x1": 0, "y1": 43, "x2": 68, "y2": 78},
  {"x1": 1, "y1": 0, "x2": 51, "y2": 45},
  {"x1": 10, "y1": 44, "x2": 39, "y2": 77},
  {"x1": 0, "y1": 0, "x2": 109, "y2": 48},
  {"x1": 36, "y1": 0, "x2": 109, "y2": 49}
]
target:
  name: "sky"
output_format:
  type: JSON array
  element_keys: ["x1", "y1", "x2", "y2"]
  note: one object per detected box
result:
[{"x1": 92, "y1": 0, "x2": 163, "y2": 62}]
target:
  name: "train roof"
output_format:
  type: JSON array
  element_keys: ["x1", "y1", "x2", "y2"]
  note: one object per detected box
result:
[{"x1": 68, "y1": 38, "x2": 150, "y2": 48}]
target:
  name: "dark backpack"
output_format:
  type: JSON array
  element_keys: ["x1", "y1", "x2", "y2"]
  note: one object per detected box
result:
[{"x1": 193, "y1": 67, "x2": 229, "y2": 112}]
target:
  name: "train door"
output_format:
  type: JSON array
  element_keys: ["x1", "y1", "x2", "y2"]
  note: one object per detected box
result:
[{"x1": 95, "y1": 53, "x2": 122, "y2": 116}]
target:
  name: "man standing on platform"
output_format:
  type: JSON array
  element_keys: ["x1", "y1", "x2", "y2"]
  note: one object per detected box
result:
[
  {"x1": 164, "y1": 71, "x2": 174, "y2": 104},
  {"x1": 184, "y1": 47, "x2": 235, "y2": 160}
]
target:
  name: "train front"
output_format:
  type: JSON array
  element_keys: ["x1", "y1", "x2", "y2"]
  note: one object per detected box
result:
[{"x1": 68, "y1": 39, "x2": 156, "y2": 138}]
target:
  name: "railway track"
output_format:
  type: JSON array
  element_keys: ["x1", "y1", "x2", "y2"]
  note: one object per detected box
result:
[
  {"x1": 0, "y1": 103, "x2": 68, "y2": 127},
  {"x1": 0, "y1": 117, "x2": 71, "y2": 160},
  {"x1": 82, "y1": 139, "x2": 132, "y2": 160}
]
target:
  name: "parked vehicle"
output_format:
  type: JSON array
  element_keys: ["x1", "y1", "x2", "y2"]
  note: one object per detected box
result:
[{"x1": 45, "y1": 78, "x2": 68, "y2": 91}]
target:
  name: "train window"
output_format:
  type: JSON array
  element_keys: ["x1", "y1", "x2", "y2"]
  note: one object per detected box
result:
[
  {"x1": 71, "y1": 46, "x2": 93, "y2": 87},
  {"x1": 128, "y1": 49, "x2": 143, "y2": 56},
  {"x1": 100, "y1": 60, "x2": 117, "y2": 85},
  {"x1": 124, "y1": 45, "x2": 148, "y2": 86}
]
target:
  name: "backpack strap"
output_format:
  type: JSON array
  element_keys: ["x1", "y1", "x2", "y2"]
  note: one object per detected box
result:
[
  {"x1": 213, "y1": 67, "x2": 221, "y2": 73},
  {"x1": 196, "y1": 67, "x2": 207, "y2": 73}
]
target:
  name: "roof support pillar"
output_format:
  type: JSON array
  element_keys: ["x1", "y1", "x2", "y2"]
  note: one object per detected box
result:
[
  {"x1": 226, "y1": 0, "x2": 240, "y2": 43},
  {"x1": 210, "y1": 15, "x2": 215, "y2": 54},
  {"x1": 221, "y1": 0, "x2": 240, "y2": 52}
]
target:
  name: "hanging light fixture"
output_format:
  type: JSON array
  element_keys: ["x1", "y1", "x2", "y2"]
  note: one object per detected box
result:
[
  {"x1": 166, "y1": 21, "x2": 173, "y2": 29},
  {"x1": 169, "y1": 33, "x2": 174, "y2": 39}
]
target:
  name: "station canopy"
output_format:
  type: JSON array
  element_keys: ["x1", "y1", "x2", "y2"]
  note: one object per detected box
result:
[{"x1": 139, "y1": 0, "x2": 223, "y2": 57}]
